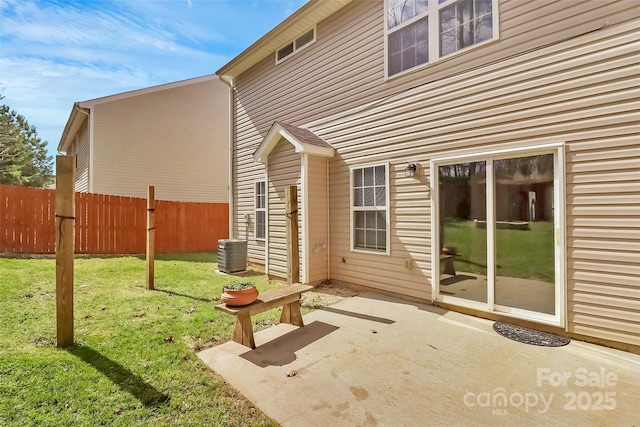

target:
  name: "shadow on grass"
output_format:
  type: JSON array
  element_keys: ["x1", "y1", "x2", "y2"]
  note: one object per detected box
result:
[
  {"x1": 70, "y1": 252, "x2": 218, "y2": 263},
  {"x1": 67, "y1": 344, "x2": 170, "y2": 407},
  {"x1": 456, "y1": 258, "x2": 489, "y2": 269},
  {"x1": 216, "y1": 269, "x2": 266, "y2": 278},
  {"x1": 155, "y1": 288, "x2": 213, "y2": 303},
  {"x1": 156, "y1": 252, "x2": 218, "y2": 263}
]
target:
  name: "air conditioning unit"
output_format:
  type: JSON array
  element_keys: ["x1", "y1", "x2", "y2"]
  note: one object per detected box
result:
[{"x1": 218, "y1": 239, "x2": 248, "y2": 273}]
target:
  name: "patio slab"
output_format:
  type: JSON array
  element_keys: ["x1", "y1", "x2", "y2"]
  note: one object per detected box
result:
[{"x1": 199, "y1": 292, "x2": 640, "y2": 426}]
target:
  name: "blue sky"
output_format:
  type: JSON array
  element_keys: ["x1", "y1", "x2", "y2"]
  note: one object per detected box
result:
[{"x1": 0, "y1": 0, "x2": 306, "y2": 165}]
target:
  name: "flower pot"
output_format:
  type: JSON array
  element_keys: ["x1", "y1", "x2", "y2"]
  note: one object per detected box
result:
[
  {"x1": 221, "y1": 286, "x2": 259, "y2": 306},
  {"x1": 442, "y1": 246, "x2": 458, "y2": 256}
]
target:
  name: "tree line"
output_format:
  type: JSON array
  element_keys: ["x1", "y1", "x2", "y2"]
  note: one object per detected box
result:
[{"x1": 0, "y1": 93, "x2": 54, "y2": 187}]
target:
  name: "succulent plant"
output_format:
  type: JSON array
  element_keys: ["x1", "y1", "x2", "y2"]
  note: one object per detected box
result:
[{"x1": 224, "y1": 280, "x2": 256, "y2": 291}]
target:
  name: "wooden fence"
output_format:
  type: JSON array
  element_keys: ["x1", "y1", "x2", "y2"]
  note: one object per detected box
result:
[{"x1": 0, "y1": 184, "x2": 229, "y2": 254}]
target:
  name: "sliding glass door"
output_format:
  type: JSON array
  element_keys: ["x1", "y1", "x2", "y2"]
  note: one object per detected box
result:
[{"x1": 433, "y1": 147, "x2": 563, "y2": 325}]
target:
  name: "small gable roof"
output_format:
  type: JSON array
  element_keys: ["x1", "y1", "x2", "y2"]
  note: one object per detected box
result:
[{"x1": 254, "y1": 122, "x2": 334, "y2": 162}]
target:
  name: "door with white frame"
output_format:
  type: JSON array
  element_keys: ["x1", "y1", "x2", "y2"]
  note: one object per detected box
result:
[{"x1": 431, "y1": 145, "x2": 564, "y2": 326}]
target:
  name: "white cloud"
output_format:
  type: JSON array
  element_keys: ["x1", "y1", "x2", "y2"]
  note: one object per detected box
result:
[{"x1": 0, "y1": 0, "x2": 306, "y2": 160}]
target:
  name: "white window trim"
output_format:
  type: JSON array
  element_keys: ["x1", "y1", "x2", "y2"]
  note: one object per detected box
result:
[
  {"x1": 254, "y1": 180, "x2": 267, "y2": 241},
  {"x1": 275, "y1": 26, "x2": 317, "y2": 65},
  {"x1": 349, "y1": 161, "x2": 391, "y2": 256},
  {"x1": 430, "y1": 143, "x2": 565, "y2": 327},
  {"x1": 384, "y1": 0, "x2": 500, "y2": 80}
]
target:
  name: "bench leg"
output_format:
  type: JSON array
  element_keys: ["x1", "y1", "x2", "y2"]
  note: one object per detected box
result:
[
  {"x1": 443, "y1": 257, "x2": 456, "y2": 276},
  {"x1": 233, "y1": 313, "x2": 255, "y2": 349},
  {"x1": 280, "y1": 296, "x2": 304, "y2": 327}
]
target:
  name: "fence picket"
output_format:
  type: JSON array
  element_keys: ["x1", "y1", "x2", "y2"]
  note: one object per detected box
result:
[{"x1": 0, "y1": 184, "x2": 228, "y2": 254}]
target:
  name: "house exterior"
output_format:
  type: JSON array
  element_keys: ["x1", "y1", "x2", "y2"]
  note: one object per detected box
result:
[
  {"x1": 58, "y1": 75, "x2": 229, "y2": 202},
  {"x1": 217, "y1": 1, "x2": 640, "y2": 351}
]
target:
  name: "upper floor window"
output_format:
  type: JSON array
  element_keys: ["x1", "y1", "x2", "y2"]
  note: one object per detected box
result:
[
  {"x1": 440, "y1": 0, "x2": 494, "y2": 56},
  {"x1": 276, "y1": 27, "x2": 316, "y2": 64},
  {"x1": 386, "y1": 0, "x2": 497, "y2": 77}
]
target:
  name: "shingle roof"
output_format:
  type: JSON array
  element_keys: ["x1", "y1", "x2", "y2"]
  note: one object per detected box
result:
[
  {"x1": 254, "y1": 121, "x2": 335, "y2": 162},
  {"x1": 278, "y1": 122, "x2": 333, "y2": 149}
]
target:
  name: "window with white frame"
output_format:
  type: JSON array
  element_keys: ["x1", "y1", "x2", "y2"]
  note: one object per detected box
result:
[
  {"x1": 386, "y1": 0, "x2": 496, "y2": 76},
  {"x1": 255, "y1": 180, "x2": 266, "y2": 240},
  {"x1": 351, "y1": 164, "x2": 389, "y2": 253},
  {"x1": 276, "y1": 27, "x2": 316, "y2": 63}
]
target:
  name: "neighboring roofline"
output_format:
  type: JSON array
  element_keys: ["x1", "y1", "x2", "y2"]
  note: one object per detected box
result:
[
  {"x1": 216, "y1": 0, "x2": 352, "y2": 81},
  {"x1": 58, "y1": 103, "x2": 90, "y2": 153},
  {"x1": 254, "y1": 122, "x2": 334, "y2": 162},
  {"x1": 78, "y1": 74, "x2": 218, "y2": 107},
  {"x1": 57, "y1": 74, "x2": 219, "y2": 152}
]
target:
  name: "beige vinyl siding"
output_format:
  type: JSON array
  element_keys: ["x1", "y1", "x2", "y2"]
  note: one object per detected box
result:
[
  {"x1": 74, "y1": 122, "x2": 90, "y2": 192},
  {"x1": 91, "y1": 79, "x2": 228, "y2": 202},
  {"x1": 233, "y1": 0, "x2": 638, "y2": 130},
  {"x1": 566, "y1": 136, "x2": 640, "y2": 346},
  {"x1": 329, "y1": 162, "x2": 431, "y2": 299},
  {"x1": 234, "y1": 159, "x2": 265, "y2": 265},
  {"x1": 306, "y1": 155, "x2": 329, "y2": 284},
  {"x1": 230, "y1": 0, "x2": 640, "y2": 346},
  {"x1": 318, "y1": 20, "x2": 639, "y2": 344},
  {"x1": 267, "y1": 139, "x2": 302, "y2": 279},
  {"x1": 231, "y1": 0, "x2": 639, "y2": 267},
  {"x1": 231, "y1": 0, "x2": 384, "y2": 270}
]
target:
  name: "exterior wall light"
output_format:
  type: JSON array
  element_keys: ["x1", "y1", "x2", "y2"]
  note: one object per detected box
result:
[{"x1": 405, "y1": 162, "x2": 418, "y2": 177}]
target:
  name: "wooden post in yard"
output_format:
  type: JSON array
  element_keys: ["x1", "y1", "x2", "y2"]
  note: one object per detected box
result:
[
  {"x1": 146, "y1": 186, "x2": 155, "y2": 290},
  {"x1": 55, "y1": 155, "x2": 75, "y2": 348},
  {"x1": 285, "y1": 186, "x2": 300, "y2": 284}
]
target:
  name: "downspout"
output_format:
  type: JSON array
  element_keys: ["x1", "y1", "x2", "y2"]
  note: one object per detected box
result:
[
  {"x1": 75, "y1": 104, "x2": 91, "y2": 191},
  {"x1": 301, "y1": 153, "x2": 309, "y2": 284},
  {"x1": 218, "y1": 76, "x2": 235, "y2": 240},
  {"x1": 326, "y1": 157, "x2": 331, "y2": 282}
]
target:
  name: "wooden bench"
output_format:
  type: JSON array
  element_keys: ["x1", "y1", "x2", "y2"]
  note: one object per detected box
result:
[
  {"x1": 215, "y1": 283, "x2": 313, "y2": 349},
  {"x1": 440, "y1": 254, "x2": 456, "y2": 276}
]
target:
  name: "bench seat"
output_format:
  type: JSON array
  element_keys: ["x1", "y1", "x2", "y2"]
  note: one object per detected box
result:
[{"x1": 215, "y1": 283, "x2": 313, "y2": 348}]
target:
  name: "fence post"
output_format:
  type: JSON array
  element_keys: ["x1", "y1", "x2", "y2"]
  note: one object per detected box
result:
[
  {"x1": 285, "y1": 186, "x2": 299, "y2": 284},
  {"x1": 56, "y1": 155, "x2": 75, "y2": 348},
  {"x1": 146, "y1": 186, "x2": 155, "y2": 290}
]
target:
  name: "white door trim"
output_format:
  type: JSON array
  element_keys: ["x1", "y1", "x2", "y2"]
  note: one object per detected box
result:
[{"x1": 431, "y1": 143, "x2": 565, "y2": 327}]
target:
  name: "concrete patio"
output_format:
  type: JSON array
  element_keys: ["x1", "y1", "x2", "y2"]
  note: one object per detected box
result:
[{"x1": 199, "y1": 292, "x2": 640, "y2": 426}]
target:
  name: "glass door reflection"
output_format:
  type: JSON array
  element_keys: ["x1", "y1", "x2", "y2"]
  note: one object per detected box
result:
[
  {"x1": 494, "y1": 154, "x2": 555, "y2": 315},
  {"x1": 438, "y1": 161, "x2": 487, "y2": 303}
]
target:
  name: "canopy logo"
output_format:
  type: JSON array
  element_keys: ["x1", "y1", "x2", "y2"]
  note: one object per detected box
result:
[
  {"x1": 463, "y1": 367, "x2": 618, "y2": 416},
  {"x1": 463, "y1": 389, "x2": 553, "y2": 415}
]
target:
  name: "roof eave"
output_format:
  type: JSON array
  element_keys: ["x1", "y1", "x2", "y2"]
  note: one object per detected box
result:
[
  {"x1": 58, "y1": 103, "x2": 90, "y2": 153},
  {"x1": 80, "y1": 74, "x2": 218, "y2": 107},
  {"x1": 217, "y1": 0, "x2": 353, "y2": 81},
  {"x1": 254, "y1": 123, "x2": 334, "y2": 163}
]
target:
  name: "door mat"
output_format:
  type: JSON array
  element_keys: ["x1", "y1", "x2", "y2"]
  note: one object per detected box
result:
[{"x1": 493, "y1": 322, "x2": 570, "y2": 347}]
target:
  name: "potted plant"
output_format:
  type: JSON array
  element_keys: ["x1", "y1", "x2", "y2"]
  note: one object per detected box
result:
[{"x1": 221, "y1": 280, "x2": 259, "y2": 306}]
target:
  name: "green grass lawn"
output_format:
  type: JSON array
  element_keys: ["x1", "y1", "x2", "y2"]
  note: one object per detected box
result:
[
  {"x1": 0, "y1": 253, "x2": 284, "y2": 426},
  {"x1": 443, "y1": 220, "x2": 555, "y2": 282}
]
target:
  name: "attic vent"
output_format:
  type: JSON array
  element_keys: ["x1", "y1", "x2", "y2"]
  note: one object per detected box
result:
[
  {"x1": 218, "y1": 239, "x2": 248, "y2": 273},
  {"x1": 276, "y1": 27, "x2": 316, "y2": 64}
]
